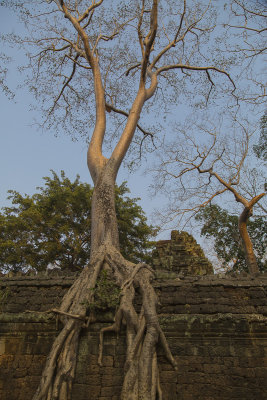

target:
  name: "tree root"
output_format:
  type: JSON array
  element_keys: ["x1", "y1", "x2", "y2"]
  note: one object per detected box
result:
[
  {"x1": 32, "y1": 246, "x2": 176, "y2": 400},
  {"x1": 101, "y1": 252, "x2": 177, "y2": 399}
]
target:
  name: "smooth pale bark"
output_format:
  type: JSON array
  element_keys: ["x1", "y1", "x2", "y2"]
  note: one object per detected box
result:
[
  {"x1": 199, "y1": 169, "x2": 265, "y2": 275},
  {"x1": 238, "y1": 207, "x2": 260, "y2": 275},
  {"x1": 237, "y1": 192, "x2": 265, "y2": 275}
]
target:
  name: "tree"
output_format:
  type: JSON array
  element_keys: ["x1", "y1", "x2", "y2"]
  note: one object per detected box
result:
[
  {"x1": 254, "y1": 111, "x2": 267, "y2": 161},
  {"x1": 0, "y1": 171, "x2": 157, "y2": 273},
  {"x1": 152, "y1": 116, "x2": 266, "y2": 274},
  {"x1": 0, "y1": 53, "x2": 14, "y2": 99},
  {"x1": 224, "y1": 0, "x2": 267, "y2": 106},
  {"x1": 195, "y1": 204, "x2": 266, "y2": 273},
  {"x1": 0, "y1": 1, "x2": 250, "y2": 399}
]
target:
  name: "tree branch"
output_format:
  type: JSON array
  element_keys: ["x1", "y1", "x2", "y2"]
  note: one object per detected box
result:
[
  {"x1": 48, "y1": 54, "x2": 79, "y2": 116},
  {"x1": 105, "y1": 103, "x2": 154, "y2": 138},
  {"x1": 59, "y1": 1, "x2": 107, "y2": 181},
  {"x1": 227, "y1": 25, "x2": 267, "y2": 33},
  {"x1": 77, "y1": 0, "x2": 104, "y2": 24},
  {"x1": 125, "y1": 63, "x2": 141, "y2": 77},
  {"x1": 140, "y1": 0, "x2": 158, "y2": 83},
  {"x1": 232, "y1": 0, "x2": 267, "y2": 17},
  {"x1": 150, "y1": 0, "x2": 212, "y2": 70},
  {"x1": 156, "y1": 64, "x2": 236, "y2": 91},
  {"x1": 248, "y1": 192, "x2": 266, "y2": 209},
  {"x1": 137, "y1": 0, "x2": 146, "y2": 58}
]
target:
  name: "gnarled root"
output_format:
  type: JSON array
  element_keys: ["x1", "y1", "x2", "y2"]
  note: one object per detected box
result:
[
  {"x1": 33, "y1": 250, "x2": 105, "y2": 400},
  {"x1": 100, "y1": 253, "x2": 177, "y2": 400},
  {"x1": 33, "y1": 247, "x2": 176, "y2": 400}
]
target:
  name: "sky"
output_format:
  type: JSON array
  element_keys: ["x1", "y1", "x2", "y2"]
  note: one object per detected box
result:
[
  {"x1": 0, "y1": 1, "x2": 265, "y2": 267},
  {"x1": 0, "y1": 5, "x2": 169, "y2": 238}
]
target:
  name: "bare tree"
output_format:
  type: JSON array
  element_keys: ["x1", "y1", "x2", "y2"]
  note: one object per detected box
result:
[
  {"x1": 0, "y1": 53, "x2": 14, "y2": 99},
  {"x1": 152, "y1": 115, "x2": 266, "y2": 274},
  {"x1": 227, "y1": 0, "x2": 267, "y2": 58},
  {"x1": 1, "y1": 0, "x2": 247, "y2": 399},
  {"x1": 224, "y1": 0, "x2": 267, "y2": 105}
]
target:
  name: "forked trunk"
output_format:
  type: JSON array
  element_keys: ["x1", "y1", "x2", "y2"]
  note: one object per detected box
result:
[
  {"x1": 238, "y1": 207, "x2": 260, "y2": 275},
  {"x1": 30, "y1": 2, "x2": 172, "y2": 397}
]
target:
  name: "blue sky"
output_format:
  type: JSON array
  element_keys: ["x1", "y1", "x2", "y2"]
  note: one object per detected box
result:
[
  {"x1": 0, "y1": 5, "x2": 168, "y2": 237},
  {"x1": 0, "y1": 2, "x2": 265, "y2": 262}
]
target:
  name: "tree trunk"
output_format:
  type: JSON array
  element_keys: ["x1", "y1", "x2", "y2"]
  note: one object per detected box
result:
[
  {"x1": 90, "y1": 164, "x2": 120, "y2": 257},
  {"x1": 33, "y1": 159, "x2": 176, "y2": 400},
  {"x1": 238, "y1": 207, "x2": 260, "y2": 275}
]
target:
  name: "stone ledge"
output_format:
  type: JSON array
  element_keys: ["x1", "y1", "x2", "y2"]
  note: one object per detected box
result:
[
  {"x1": 154, "y1": 275, "x2": 267, "y2": 288},
  {"x1": 0, "y1": 276, "x2": 75, "y2": 287},
  {"x1": 1, "y1": 312, "x2": 266, "y2": 337},
  {"x1": 1, "y1": 274, "x2": 267, "y2": 288}
]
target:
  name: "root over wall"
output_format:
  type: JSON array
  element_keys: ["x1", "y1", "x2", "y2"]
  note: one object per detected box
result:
[{"x1": 0, "y1": 274, "x2": 266, "y2": 400}]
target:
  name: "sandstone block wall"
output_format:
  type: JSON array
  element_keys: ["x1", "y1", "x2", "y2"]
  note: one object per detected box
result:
[
  {"x1": 152, "y1": 231, "x2": 214, "y2": 275},
  {"x1": 0, "y1": 274, "x2": 266, "y2": 400}
]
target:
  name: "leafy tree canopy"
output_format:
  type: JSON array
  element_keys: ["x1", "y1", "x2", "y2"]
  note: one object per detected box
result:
[
  {"x1": 195, "y1": 204, "x2": 266, "y2": 273},
  {"x1": 0, "y1": 171, "x2": 157, "y2": 273}
]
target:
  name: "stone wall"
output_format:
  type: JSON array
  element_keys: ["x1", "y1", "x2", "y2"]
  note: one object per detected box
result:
[{"x1": 0, "y1": 274, "x2": 267, "y2": 400}]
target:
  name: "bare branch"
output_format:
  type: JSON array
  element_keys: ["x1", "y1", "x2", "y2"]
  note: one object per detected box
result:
[
  {"x1": 48, "y1": 54, "x2": 79, "y2": 116},
  {"x1": 77, "y1": 0, "x2": 104, "y2": 24},
  {"x1": 105, "y1": 102, "x2": 153, "y2": 138},
  {"x1": 150, "y1": 0, "x2": 212, "y2": 70},
  {"x1": 227, "y1": 25, "x2": 267, "y2": 33},
  {"x1": 141, "y1": 0, "x2": 158, "y2": 83},
  {"x1": 65, "y1": 54, "x2": 91, "y2": 69},
  {"x1": 175, "y1": 0, "x2": 187, "y2": 42},
  {"x1": 125, "y1": 63, "x2": 141, "y2": 77},
  {"x1": 59, "y1": 0, "x2": 95, "y2": 65},
  {"x1": 248, "y1": 192, "x2": 266, "y2": 209},
  {"x1": 137, "y1": 0, "x2": 145, "y2": 58},
  {"x1": 232, "y1": 0, "x2": 267, "y2": 17},
  {"x1": 157, "y1": 64, "x2": 236, "y2": 91}
]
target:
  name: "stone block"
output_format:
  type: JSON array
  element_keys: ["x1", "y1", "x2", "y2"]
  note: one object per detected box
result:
[{"x1": 100, "y1": 386, "x2": 121, "y2": 397}]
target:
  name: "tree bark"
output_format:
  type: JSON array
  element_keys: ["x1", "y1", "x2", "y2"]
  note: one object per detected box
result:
[
  {"x1": 238, "y1": 207, "x2": 260, "y2": 275},
  {"x1": 90, "y1": 161, "x2": 120, "y2": 258}
]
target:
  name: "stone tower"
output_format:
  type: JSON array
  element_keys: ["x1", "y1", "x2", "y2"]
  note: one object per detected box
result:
[{"x1": 152, "y1": 230, "x2": 213, "y2": 275}]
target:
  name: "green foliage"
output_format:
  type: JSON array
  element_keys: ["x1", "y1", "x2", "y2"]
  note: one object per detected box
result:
[
  {"x1": 115, "y1": 182, "x2": 158, "y2": 264},
  {"x1": 88, "y1": 270, "x2": 121, "y2": 311},
  {"x1": 0, "y1": 171, "x2": 157, "y2": 273},
  {"x1": 195, "y1": 204, "x2": 266, "y2": 273}
]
